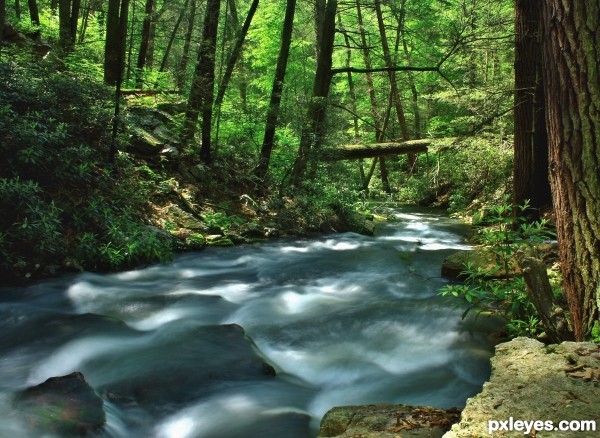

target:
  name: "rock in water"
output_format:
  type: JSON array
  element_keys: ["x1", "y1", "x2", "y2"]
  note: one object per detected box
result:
[{"x1": 15, "y1": 372, "x2": 105, "y2": 436}]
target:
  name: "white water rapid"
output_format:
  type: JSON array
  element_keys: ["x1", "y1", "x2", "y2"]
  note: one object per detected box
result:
[{"x1": 0, "y1": 208, "x2": 497, "y2": 437}]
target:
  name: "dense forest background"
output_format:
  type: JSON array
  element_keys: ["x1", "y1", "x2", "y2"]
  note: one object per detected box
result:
[{"x1": 0, "y1": 0, "x2": 598, "y2": 340}]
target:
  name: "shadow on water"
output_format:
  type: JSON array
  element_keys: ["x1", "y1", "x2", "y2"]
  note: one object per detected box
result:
[{"x1": 0, "y1": 207, "x2": 498, "y2": 437}]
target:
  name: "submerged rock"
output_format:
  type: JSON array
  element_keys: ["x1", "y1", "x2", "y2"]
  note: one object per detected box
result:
[
  {"x1": 319, "y1": 404, "x2": 460, "y2": 437},
  {"x1": 15, "y1": 372, "x2": 105, "y2": 436},
  {"x1": 94, "y1": 323, "x2": 277, "y2": 405},
  {"x1": 444, "y1": 337, "x2": 600, "y2": 437}
]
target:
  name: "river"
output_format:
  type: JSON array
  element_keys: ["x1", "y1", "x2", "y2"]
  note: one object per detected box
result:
[{"x1": 0, "y1": 208, "x2": 496, "y2": 437}]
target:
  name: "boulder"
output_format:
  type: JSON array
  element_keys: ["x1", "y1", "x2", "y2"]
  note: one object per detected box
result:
[
  {"x1": 129, "y1": 126, "x2": 165, "y2": 155},
  {"x1": 319, "y1": 404, "x2": 460, "y2": 437},
  {"x1": 15, "y1": 372, "x2": 105, "y2": 436},
  {"x1": 443, "y1": 338, "x2": 600, "y2": 437},
  {"x1": 94, "y1": 323, "x2": 276, "y2": 405},
  {"x1": 167, "y1": 205, "x2": 205, "y2": 230}
]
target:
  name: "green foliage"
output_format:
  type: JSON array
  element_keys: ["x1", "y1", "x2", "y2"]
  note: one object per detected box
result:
[
  {"x1": 592, "y1": 321, "x2": 600, "y2": 344},
  {"x1": 439, "y1": 201, "x2": 557, "y2": 338},
  {"x1": 203, "y1": 212, "x2": 245, "y2": 233},
  {"x1": 0, "y1": 60, "x2": 173, "y2": 280},
  {"x1": 392, "y1": 137, "x2": 513, "y2": 209}
]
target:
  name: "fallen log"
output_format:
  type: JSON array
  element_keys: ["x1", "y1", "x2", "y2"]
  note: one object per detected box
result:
[{"x1": 318, "y1": 139, "x2": 430, "y2": 161}]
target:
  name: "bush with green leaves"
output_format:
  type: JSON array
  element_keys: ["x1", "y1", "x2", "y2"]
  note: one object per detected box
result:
[
  {"x1": 0, "y1": 59, "x2": 173, "y2": 280},
  {"x1": 390, "y1": 137, "x2": 513, "y2": 209},
  {"x1": 439, "y1": 201, "x2": 558, "y2": 338}
]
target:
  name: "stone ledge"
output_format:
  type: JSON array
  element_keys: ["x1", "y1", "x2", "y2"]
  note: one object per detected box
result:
[{"x1": 443, "y1": 337, "x2": 600, "y2": 437}]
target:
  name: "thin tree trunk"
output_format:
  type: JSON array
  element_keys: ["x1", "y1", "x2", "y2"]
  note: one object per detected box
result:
[
  {"x1": 78, "y1": 0, "x2": 94, "y2": 43},
  {"x1": 13, "y1": 0, "x2": 19, "y2": 20},
  {"x1": 337, "y1": 12, "x2": 364, "y2": 187},
  {"x1": 356, "y1": 0, "x2": 384, "y2": 191},
  {"x1": 374, "y1": 0, "x2": 410, "y2": 145},
  {"x1": 158, "y1": 0, "x2": 190, "y2": 75},
  {"x1": 397, "y1": 0, "x2": 421, "y2": 138},
  {"x1": 540, "y1": 0, "x2": 600, "y2": 340},
  {"x1": 291, "y1": 0, "x2": 337, "y2": 185},
  {"x1": 214, "y1": 0, "x2": 259, "y2": 109},
  {"x1": 314, "y1": 0, "x2": 325, "y2": 59},
  {"x1": 177, "y1": 0, "x2": 197, "y2": 90},
  {"x1": 125, "y1": 0, "x2": 135, "y2": 81},
  {"x1": 108, "y1": 0, "x2": 130, "y2": 162},
  {"x1": 255, "y1": 0, "x2": 294, "y2": 180},
  {"x1": 136, "y1": 0, "x2": 154, "y2": 86},
  {"x1": 182, "y1": 0, "x2": 221, "y2": 164}
]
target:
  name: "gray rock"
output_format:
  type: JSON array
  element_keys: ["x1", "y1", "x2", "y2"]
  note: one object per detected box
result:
[
  {"x1": 444, "y1": 337, "x2": 600, "y2": 438},
  {"x1": 16, "y1": 372, "x2": 106, "y2": 436}
]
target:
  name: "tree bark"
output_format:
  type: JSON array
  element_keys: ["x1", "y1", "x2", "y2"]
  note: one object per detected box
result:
[
  {"x1": 356, "y1": 0, "x2": 383, "y2": 191},
  {"x1": 58, "y1": 0, "x2": 79, "y2": 51},
  {"x1": 291, "y1": 0, "x2": 337, "y2": 185},
  {"x1": 157, "y1": 0, "x2": 189, "y2": 75},
  {"x1": 104, "y1": 0, "x2": 129, "y2": 85},
  {"x1": 70, "y1": 0, "x2": 81, "y2": 42},
  {"x1": 319, "y1": 140, "x2": 429, "y2": 161},
  {"x1": 513, "y1": 0, "x2": 551, "y2": 218},
  {"x1": 27, "y1": 0, "x2": 40, "y2": 33},
  {"x1": 215, "y1": 0, "x2": 259, "y2": 110},
  {"x1": 519, "y1": 256, "x2": 573, "y2": 343},
  {"x1": 540, "y1": 0, "x2": 600, "y2": 340},
  {"x1": 108, "y1": 0, "x2": 130, "y2": 162},
  {"x1": 182, "y1": 0, "x2": 221, "y2": 164},
  {"x1": 374, "y1": 0, "x2": 412, "y2": 171},
  {"x1": 136, "y1": 0, "x2": 154, "y2": 86},
  {"x1": 177, "y1": 0, "x2": 197, "y2": 90},
  {"x1": 255, "y1": 0, "x2": 294, "y2": 180}
]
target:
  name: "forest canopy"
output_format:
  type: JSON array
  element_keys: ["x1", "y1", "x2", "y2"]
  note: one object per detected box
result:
[{"x1": 0, "y1": 0, "x2": 598, "y2": 340}]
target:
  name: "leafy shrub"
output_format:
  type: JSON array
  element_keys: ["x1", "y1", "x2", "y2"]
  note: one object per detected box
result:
[
  {"x1": 439, "y1": 201, "x2": 558, "y2": 338},
  {"x1": 0, "y1": 60, "x2": 173, "y2": 280}
]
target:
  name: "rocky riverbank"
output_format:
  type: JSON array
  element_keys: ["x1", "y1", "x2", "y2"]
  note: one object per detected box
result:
[{"x1": 318, "y1": 337, "x2": 600, "y2": 438}]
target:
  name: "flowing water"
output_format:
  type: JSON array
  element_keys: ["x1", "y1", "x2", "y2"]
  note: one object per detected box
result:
[{"x1": 0, "y1": 208, "x2": 497, "y2": 437}]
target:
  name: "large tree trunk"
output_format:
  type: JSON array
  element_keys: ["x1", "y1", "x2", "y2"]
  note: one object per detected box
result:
[
  {"x1": 540, "y1": 0, "x2": 600, "y2": 340},
  {"x1": 255, "y1": 0, "x2": 295, "y2": 180},
  {"x1": 104, "y1": 0, "x2": 129, "y2": 85},
  {"x1": 58, "y1": 0, "x2": 79, "y2": 51},
  {"x1": 513, "y1": 0, "x2": 551, "y2": 217},
  {"x1": 27, "y1": 0, "x2": 40, "y2": 36},
  {"x1": 291, "y1": 0, "x2": 337, "y2": 185},
  {"x1": 182, "y1": 0, "x2": 221, "y2": 164}
]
